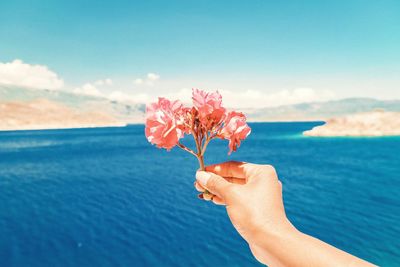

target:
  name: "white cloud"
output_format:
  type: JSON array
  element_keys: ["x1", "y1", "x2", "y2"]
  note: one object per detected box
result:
[
  {"x1": 108, "y1": 91, "x2": 150, "y2": 103},
  {"x1": 219, "y1": 88, "x2": 335, "y2": 108},
  {"x1": 73, "y1": 83, "x2": 103, "y2": 97},
  {"x1": 72, "y1": 79, "x2": 335, "y2": 108},
  {"x1": 0, "y1": 58, "x2": 333, "y2": 109},
  {"x1": 134, "y1": 78, "x2": 143, "y2": 85},
  {"x1": 134, "y1": 73, "x2": 160, "y2": 86},
  {"x1": 159, "y1": 87, "x2": 335, "y2": 109},
  {"x1": 94, "y1": 78, "x2": 113, "y2": 86},
  {"x1": 73, "y1": 80, "x2": 150, "y2": 104},
  {"x1": 147, "y1": 73, "x2": 160, "y2": 81},
  {"x1": 0, "y1": 59, "x2": 64, "y2": 89},
  {"x1": 73, "y1": 78, "x2": 114, "y2": 98}
]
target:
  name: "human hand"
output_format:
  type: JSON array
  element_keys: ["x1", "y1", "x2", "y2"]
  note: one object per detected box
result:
[
  {"x1": 195, "y1": 161, "x2": 293, "y2": 263},
  {"x1": 195, "y1": 161, "x2": 376, "y2": 267}
]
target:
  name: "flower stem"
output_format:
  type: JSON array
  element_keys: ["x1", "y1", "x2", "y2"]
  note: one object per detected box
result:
[
  {"x1": 197, "y1": 154, "x2": 205, "y2": 171},
  {"x1": 177, "y1": 142, "x2": 197, "y2": 157},
  {"x1": 177, "y1": 141, "x2": 205, "y2": 170},
  {"x1": 201, "y1": 137, "x2": 211, "y2": 156}
]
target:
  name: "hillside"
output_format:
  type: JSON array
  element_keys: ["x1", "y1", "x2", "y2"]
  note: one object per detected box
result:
[
  {"x1": 0, "y1": 98, "x2": 126, "y2": 131},
  {"x1": 1, "y1": 85, "x2": 399, "y2": 131},
  {"x1": 0, "y1": 86, "x2": 145, "y2": 129},
  {"x1": 245, "y1": 98, "x2": 400, "y2": 121},
  {"x1": 303, "y1": 110, "x2": 400, "y2": 136}
]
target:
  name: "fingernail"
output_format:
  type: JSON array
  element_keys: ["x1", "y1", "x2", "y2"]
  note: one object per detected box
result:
[
  {"x1": 196, "y1": 171, "x2": 211, "y2": 186},
  {"x1": 198, "y1": 193, "x2": 204, "y2": 199},
  {"x1": 203, "y1": 193, "x2": 213, "y2": 201}
]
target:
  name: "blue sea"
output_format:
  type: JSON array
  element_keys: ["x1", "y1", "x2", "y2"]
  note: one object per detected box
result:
[{"x1": 0, "y1": 123, "x2": 399, "y2": 266}]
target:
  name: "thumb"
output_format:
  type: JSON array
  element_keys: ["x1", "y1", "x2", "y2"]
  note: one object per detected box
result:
[{"x1": 196, "y1": 171, "x2": 233, "y2": 200}]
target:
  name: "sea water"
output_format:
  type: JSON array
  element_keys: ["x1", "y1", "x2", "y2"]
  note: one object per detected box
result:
[{"x1": 0, "y1": 123, "x2": 399, "y2": 266}]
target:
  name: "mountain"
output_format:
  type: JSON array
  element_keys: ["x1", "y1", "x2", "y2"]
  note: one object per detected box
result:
[
  {"x1": 303, "y1": 110, "x2": 400, "y2": 137},
  {"x1": 0, "y1": 86, "x2": 145, "y2": 130},
  {"x1": 1, "y1": 85, "x2": 399, "y2": 131},
  {"x1": 244, "y1": 98, "x2": 400, "y2": 122},
  {"x1": 0, "y1": 98, "x2": 125, "y2": 131}
]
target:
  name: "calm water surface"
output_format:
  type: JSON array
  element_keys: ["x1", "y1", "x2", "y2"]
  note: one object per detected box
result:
[{"x1": 0, "y1": 123, "x2": 399, "y2": 266}]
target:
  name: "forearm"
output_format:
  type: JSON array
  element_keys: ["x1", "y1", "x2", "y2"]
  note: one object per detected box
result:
[{"x1": 251, "y1": 222, "x2": 376, "y2": 267}]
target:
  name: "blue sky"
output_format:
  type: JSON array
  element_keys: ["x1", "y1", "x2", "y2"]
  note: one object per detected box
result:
[{"x1": 0, "y1": 0, "x2": 399, "y2": 107}]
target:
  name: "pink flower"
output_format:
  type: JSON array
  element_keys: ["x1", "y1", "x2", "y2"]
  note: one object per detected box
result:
[
  {"x1": 219, "y1": 111, "x2": 251, "y2": 154},
  {"x1": 192, "y1": 88, "x2": 226, "y2": 127},
  {"x1": 145, "y1": 89, "x2": 252, "y2": 172},
  {"x1": 145, "y1": 97, "x2": 186, "y2": 150}
]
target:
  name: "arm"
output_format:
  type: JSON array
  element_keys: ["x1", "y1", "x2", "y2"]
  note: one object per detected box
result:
[
  {"x1": 194, "y1": 161, "x2": 376, "y2": 267},
  {"x1": 251, "y1": 223, "x2": 374, "y2": 267}
]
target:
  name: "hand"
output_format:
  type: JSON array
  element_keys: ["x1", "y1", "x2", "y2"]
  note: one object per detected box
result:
[
  {"x1": 195, "y1": 161, "x2": 293, "y2": 263},
  {"x1": 195, "y1": 161, "x2": 376, "y2": 267}
]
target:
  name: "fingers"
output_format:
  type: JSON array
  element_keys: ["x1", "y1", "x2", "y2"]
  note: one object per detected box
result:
[
  {"x1": 194, "y1": 181, "x2": 205, "y2": 192},
  {"x1": 195, "y1": 182, "x2": 218, "y2": 203},
  {"x1": 194, "y1": 177, "x2": 244, "y2": 194},
  {"x1": 211, "y1": 195, "x2": 224, "y2": 205},
  {"x1": 205, "y1": 161, "x2": 247, "y2": 179},
  {"x1": 224, "y1": 177, "x2": 246, "y2": 185},
  {"x1": 205, "y1": 161, "x2": 277, "y2": 184},
  {"x1": 195, "y1": 181, "x2": 228, "y2": 206},
  {"x1": 196, "y1": 171, "x2": 235, "y2": 200},
  {"x1": 198, "y1": 193, "x2": 225, "y2": 205}
]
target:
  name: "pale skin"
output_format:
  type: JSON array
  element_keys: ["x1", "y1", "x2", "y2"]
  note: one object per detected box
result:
[{"x1": 195, "y1": 161, "x2": 376, "y2": 267}]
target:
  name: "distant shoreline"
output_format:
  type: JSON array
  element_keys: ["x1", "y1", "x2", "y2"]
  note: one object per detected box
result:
[
  {"x1": 2, "y1": 120, "x2": 400, "y2": 138},
  {"x1": 0, "y1": 98, "x2": 129, "y2": 133},
  {"x1": 0, "y1": 123, "x2": 127, "y2": 133},
  {"x1": 303, "y1": 111, "x2": 400, "y2": 137},
  {"x1": 0, "y1": 121, "x2": 322, "y2": 133}
]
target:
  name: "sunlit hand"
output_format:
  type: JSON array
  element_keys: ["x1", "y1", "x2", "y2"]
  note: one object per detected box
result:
[
  {"x1": 195, "y1": 161, "x2": 375, "y2": 267},
  {"x1": 195, "y1": 161, "x2": 290, "y2": 264}
]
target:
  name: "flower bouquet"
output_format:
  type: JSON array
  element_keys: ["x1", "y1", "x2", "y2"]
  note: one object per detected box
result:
[{"x1": 145, "y1": 89, "x2": 251, "y2": 171}]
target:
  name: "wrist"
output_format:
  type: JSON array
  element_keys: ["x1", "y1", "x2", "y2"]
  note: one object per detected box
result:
[
  {"x1": 250, "y1": 217, "x2": 299, "y2": 249},
  {"x1": 245, "y1": 218, "x2": 299, "y2": 266}
]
